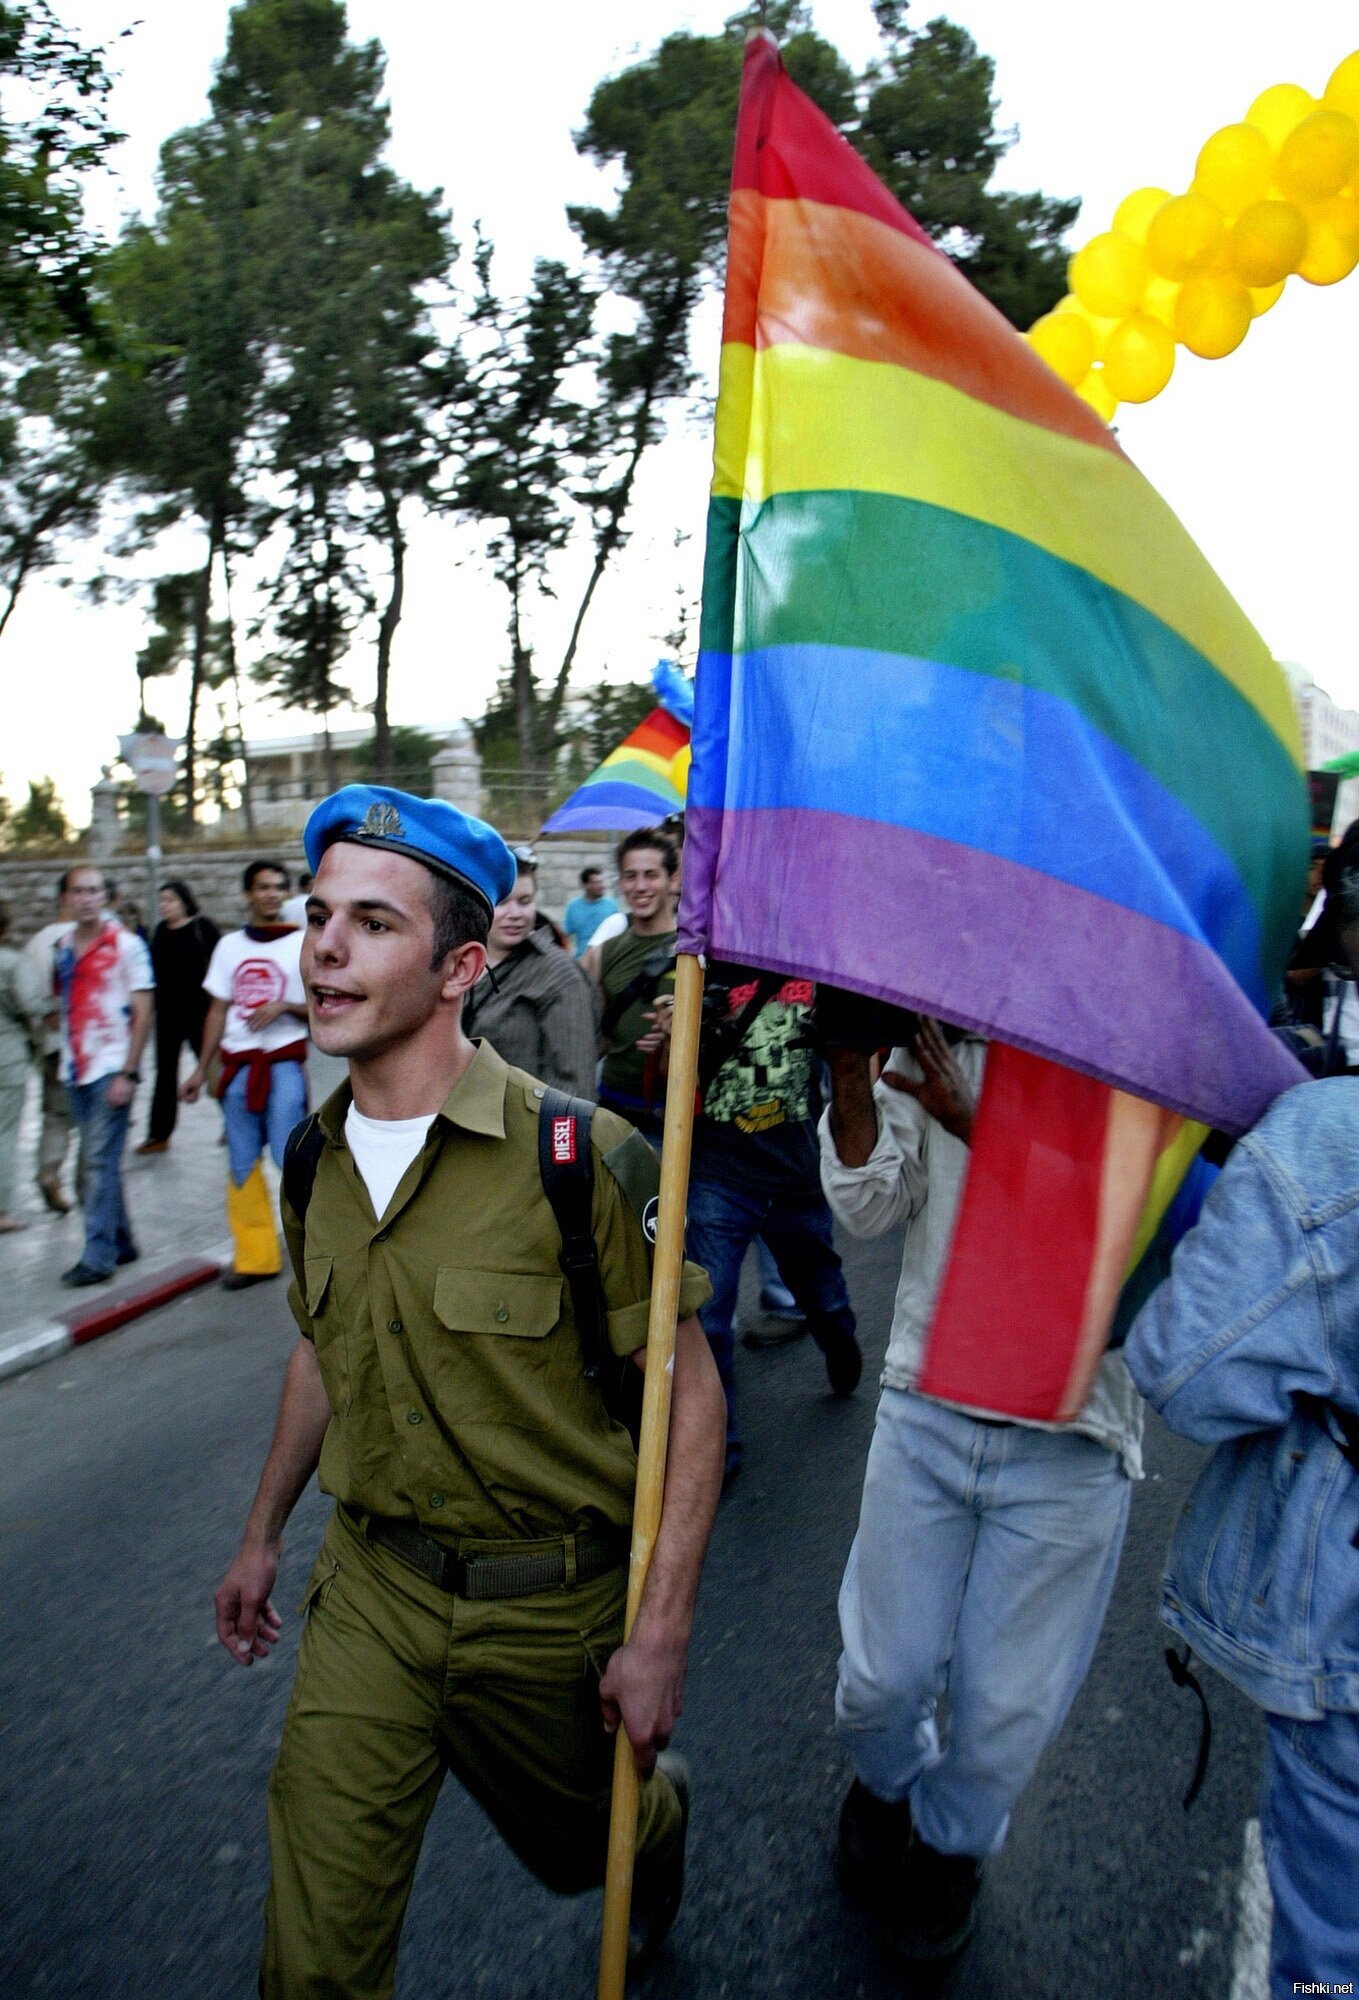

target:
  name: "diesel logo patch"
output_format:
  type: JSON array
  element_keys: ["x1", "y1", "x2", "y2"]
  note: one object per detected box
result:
[{"x1": 551, "y1": 1116, "x2": 577, "y2": 1165}]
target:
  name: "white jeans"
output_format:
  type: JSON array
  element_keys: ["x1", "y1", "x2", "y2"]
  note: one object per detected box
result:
[{"x1": 837, "y1": 1388, "x2": 1131, "y2": 1857}]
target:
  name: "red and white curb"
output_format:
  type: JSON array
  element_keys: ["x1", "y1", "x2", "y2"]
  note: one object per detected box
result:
[{"x1": 0, "y1": 1240, "x2": 235, "y2": 1384}]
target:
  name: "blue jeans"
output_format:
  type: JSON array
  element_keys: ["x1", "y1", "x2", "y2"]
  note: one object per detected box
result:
[
  {"x1": 837, "y1": 1388, "x2": 1131, "y2": 1857},
  {"x1": 221, "y1": 1060, "x2": 308, "y2": 1186},
  {"x1": 1262, "y1": 1708, "x2": 1359, "y2": 1998},
  {"x1": 67, "y1": 1075, "x2": 135, "y2": 1274},
  {"x1": 685, "y1": 1175, "x2": 855, "y2": 1467}
]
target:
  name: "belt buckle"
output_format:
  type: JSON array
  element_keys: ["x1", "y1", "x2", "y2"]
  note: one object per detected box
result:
[{"x1": 437, "y1": 1545, "x2": 467, "y2": 1594}]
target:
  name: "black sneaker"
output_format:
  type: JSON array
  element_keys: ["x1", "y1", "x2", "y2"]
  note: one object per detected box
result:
[
  {"x1": 814, "y1": 1321, "x2": 863, "y2": 1397},
  {"x1": 837, "y1": 1779, "x2": 913, "y2": 1911},
  {"x1": 221, "y1": 1269, "x2": 278, "y2": 1291},
  {"x1": 628, "y1": 1750, "x2": 690, "y2": 1970},
  {"x1": 61, "y1": 1262, "x2": 113, "y2": 1287},
  {"x1": 890, "y1": 1840, "x2": 982, "y2": 1964}
]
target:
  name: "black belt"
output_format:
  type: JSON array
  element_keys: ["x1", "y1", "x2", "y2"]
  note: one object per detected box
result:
[{"x1": 348, "y1": 1507, "x2": 629, "y2": 1601}]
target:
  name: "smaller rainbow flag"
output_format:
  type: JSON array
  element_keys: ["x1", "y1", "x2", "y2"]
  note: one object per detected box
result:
[{"x1": 542, "y1": 666, "x2": 692, "y2": 833}]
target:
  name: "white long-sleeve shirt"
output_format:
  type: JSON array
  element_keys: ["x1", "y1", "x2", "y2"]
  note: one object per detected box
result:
[{"x1": 818, "y1": 1036, "x2": 1144, "y2": 1478}]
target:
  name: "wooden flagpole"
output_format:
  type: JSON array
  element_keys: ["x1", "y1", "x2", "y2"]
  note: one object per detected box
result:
[{"x1": 596, "y1": 949, "x2": 706, "y2": 2000}]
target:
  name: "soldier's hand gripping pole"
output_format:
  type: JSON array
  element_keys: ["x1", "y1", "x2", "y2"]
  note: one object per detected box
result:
[{"x1": 597, "y1": 950, "x2": 706, "y2": 2000}]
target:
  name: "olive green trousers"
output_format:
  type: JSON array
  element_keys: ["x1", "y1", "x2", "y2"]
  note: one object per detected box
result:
[{"x1": 260, "y1": 1504, "x2": 683, "y2": 2000}]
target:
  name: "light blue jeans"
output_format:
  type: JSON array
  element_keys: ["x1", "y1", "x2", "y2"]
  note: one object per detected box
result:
[
  {"x1": 1262, "y1": 1708, "x2": 1359, "y2": 1999},
  {"x1": 221, "y1": 1060, "x2": 307, "y2": 1187},
  {"x1": 67, "y1": 1075, "x2": 135, "y2": 1274},
  {"x1": 837, "y1": 1388, "x2": 1131, "y2": 1857}
]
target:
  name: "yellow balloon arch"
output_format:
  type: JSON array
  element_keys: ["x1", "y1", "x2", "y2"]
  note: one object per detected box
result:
[{"x1": 1027, "y1": 49, "x2": 1359, "y2": 420}]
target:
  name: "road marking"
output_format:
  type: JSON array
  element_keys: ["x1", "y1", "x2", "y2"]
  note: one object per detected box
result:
[{"x1": 1228, "y1": 1818, "x2": 1271, "y2": 2000}]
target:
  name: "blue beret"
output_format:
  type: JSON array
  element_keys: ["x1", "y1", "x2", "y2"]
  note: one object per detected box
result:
[{"x1": 304, "y1": 786, "x2": 517, "y2": 917}]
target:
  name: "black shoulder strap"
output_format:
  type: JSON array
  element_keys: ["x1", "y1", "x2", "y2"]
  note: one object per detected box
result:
[
  {"x1": 282, "y1": 1112, "x2": 326, "y2": 1229},
  {"x1": 599, "y1": 939, "x2": 677, "y2": 1043},
  {"x1": 537, "y1": 1088, "x2": 608, "y2": 1384}
]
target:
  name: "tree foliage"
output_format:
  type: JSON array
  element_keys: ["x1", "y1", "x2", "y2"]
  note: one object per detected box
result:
[
  {"x1": 0, "y1": 0, "x2": 122, "y2": 356},
  {"x1": 448, "y1": 238, "x2": 598, "y2": 779}
]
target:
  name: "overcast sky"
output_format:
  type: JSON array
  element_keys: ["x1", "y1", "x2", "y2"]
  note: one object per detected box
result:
[{"x1": 5, "y1": 0, "x2": 1358, "y2": 819}]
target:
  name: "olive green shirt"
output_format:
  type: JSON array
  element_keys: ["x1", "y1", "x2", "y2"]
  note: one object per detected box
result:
[{"x1": 283, "y1": 1040, "x2": 711, "y2": 1546}]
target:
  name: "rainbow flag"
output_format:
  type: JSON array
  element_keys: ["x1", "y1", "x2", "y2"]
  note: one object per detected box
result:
[
  {"x1": 677, "y1": 34, "x2": 1308, "y2": 1417},
  {"x1": 542, "y1": 704, "x2": 690, "y2": 834}
]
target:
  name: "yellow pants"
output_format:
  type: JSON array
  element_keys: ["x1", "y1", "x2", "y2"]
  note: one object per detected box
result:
[
  {"x1": 225, "y1": 1160, "x2": 280, "y2": 1275},
  {"x1": 261, "y1": 1505, "x2": 683, "y2": 1998}
]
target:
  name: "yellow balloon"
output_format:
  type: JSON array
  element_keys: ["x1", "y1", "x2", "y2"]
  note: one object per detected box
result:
[
  {"x1": 1075, "y1": 369, "x2": 1119, "y2": 424},
  {"x1": 1248, "y1": 279, "x2": 1286, "y2": 316},
  {"x1": 1102, "y1": 313, "x2": 1176, "y2": 403},
  {"x1": 1194, "y1": 123, "x2": 1274, "y2": 217},
  {"x1": 1297, "y1": 193, "x2": 1359, "y2": 285},
  {"x1": 1146, "y1": 192, "x2": 1226, "y2": 281},
  {"x1": 1322, "y1": 51, "x2": 1359, "y2": 125},
  {"x1": 1070, "y1": 230, "x2": 1149, "y2": 319},
  {"x1": 1175, "y1": 273, "x2": 1252, "y2": 358},
  {"x1": 1245, "y1": 83, "x2": 1315, "y2": 152},
  {"x1": 1228, "y1": 200, "x2": 1307, "y2": 285},
  {"x1": 1027, "y1": 311, "x2": 1096, "y2": 387},
  {"x1": 1277, "y1": 110, "x2": 1359, "y2": 204},
  {"x1": 1112, "y1": 186, "x2": 1171, "y2": 244},
  {"x1": 1141, "y1": 274, "x2": 1180, "y2": 328}
]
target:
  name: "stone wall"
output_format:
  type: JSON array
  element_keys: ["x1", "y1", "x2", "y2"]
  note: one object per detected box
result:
[{"x1": 0, "y1": 835, "x2": 616, "y2": 947}]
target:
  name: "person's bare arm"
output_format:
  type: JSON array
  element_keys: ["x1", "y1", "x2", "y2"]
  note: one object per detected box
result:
[
  {"x1": 181, "y1": 997, "x2": 228, "y2": 1101},
  {"x1": 106, "y1": 990, "x2": 153, "y2": 1109},
  {"x1": 214, "y1": 1336, "x2": 333, "y2": 1666},
  {"x1": 827, "y1": 1046, "x2": 880, "y2": 1167},
  {"x1": 598, "y1": 1314, "x2": 725, "y2": 1774},
  {"x1": 244, "y1": 998, "x2": 309, "y2": 1030}
]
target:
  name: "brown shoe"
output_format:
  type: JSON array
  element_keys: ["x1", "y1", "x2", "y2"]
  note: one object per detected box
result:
[
  {"x1": 135, "y1": 1139, "x2": 169, "y2": 1155},
  {"x1": 37, "y1": 1177, "x2": 72, "y2": 1215}
]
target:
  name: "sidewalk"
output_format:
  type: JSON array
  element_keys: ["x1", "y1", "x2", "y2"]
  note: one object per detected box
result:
[{"x1": 0, "y1": 1049, "x2": 346, "y2": 1362}]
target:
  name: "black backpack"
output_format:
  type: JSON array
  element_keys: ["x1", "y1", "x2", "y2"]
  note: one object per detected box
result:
[{"x1": 282, "y1": 1089, "x2": 641, "y2": 1444}]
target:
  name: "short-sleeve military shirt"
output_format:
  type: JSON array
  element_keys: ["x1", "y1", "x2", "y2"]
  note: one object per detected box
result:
[{"x1": 283, "y1": 1041, "x2": 711, "y2": 1545}]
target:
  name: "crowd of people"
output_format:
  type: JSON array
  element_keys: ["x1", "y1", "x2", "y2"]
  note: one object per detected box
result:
[{"x1": 1, "y1": 785, "x2": 1354, "y2": 1998}]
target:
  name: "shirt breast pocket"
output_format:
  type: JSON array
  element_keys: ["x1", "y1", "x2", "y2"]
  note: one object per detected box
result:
[
  {"x1": 303, "y1": 1254, "x2": 352, "y2": 1414},
  {"x1": 431, "y1": 1268, "x2": 564, "y2": 1430}
]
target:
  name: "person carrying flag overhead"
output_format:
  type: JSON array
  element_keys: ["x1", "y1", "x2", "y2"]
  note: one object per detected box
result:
[{"x1": 819, "y1": 997, "x2": 1142, "y2": 1966}]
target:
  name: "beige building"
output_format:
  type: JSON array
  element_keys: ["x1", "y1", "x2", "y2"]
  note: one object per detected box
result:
[{"x1": 225, "y1": 722, "x2": 478, "y2": 832}]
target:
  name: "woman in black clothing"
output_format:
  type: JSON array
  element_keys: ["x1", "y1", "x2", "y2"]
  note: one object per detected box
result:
[{"x1": 137, "y1": 881, "x2": 220, "y2": 1152}]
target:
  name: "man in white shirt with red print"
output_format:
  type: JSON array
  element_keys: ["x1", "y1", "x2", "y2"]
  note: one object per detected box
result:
[
  {"x1": 55, "y1": 863, "x2": 154, "y2": 1285},
  {"x1": 184, "y1": 859, "x2": 308, "y2": 1288}
]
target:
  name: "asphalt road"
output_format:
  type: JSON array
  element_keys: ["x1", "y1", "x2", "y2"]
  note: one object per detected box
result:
[{"x1": 0, "y1": 1227, "x2": 1265, "y2": 2000}]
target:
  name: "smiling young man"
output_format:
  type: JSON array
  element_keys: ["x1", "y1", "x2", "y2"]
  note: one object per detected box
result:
[
  {"x1": 212, "y1": 786, "x2": 723, "y2": 2000},
  {"x1": 589, "y1": 829, "x2": 680, "y2": 1138},
  {"x1": 182, "y1": 860, "x2": 308, "y2": 1289}
]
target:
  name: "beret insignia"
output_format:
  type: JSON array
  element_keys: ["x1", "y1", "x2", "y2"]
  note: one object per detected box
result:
[{"x1": 360, "y1": 800, "x2": 404, "y2": 839}]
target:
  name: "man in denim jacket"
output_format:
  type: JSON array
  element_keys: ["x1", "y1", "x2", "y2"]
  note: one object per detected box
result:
[{"x1": 1125, "y1": 1078, "x2": 1359, "y2": 2000}]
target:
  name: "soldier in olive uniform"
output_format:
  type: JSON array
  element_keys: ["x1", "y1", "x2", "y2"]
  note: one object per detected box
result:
[{"x1": 213, "y1": 786, "x2": 724, "y2": 2000}]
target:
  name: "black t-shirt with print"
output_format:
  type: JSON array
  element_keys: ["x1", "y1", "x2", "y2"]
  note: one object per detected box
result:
[{"x1": 690, "y1": 960, "x2": 823, "y2": 1197}]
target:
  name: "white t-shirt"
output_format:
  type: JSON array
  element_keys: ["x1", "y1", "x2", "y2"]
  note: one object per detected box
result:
[
  {"x1": 281, "y1": 894, "x2": 310, "y2": 930},
  {"x1": 204, "y1": 929, "x2": 307, "y2": 1054},
  {"x1": 55, "y1": 923, "x2": 154, "y2": 1085},
  {"x1": 589, "y1": 911, "x2": 629, "y2": 951},
  {"x1": 345, "y1": 1105, "x2": 435, "y2": 1220}
]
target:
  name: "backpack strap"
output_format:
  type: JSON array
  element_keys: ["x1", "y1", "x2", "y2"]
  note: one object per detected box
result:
[
  {"x1": 599, "y1": 939, "x2": 677, "y2": 1043},
  {"x1": 282, "y1": 1112, "x2": 326, "y2": 1230},
  {"x1": 537, "y1": 1088, "x2": 609, "y2": 1384}
]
